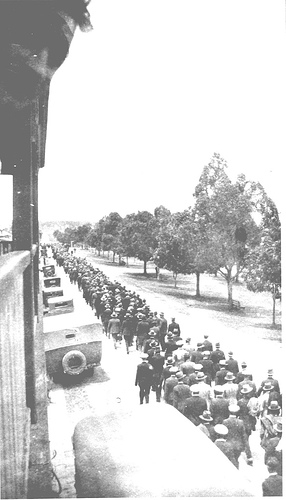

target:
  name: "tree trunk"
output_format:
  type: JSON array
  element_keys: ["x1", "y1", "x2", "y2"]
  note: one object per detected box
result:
[
  {"x1": 143, "y1": 260, "x2": 147, "y2": 275},
  {"x1": 272, "y1": 290, "x2": 276, "y2": 326},
  {"x1": 107, "y1": 250, "x2": 110, "y2": 259},
  {"x1": 196, "y1": 271, "x2": 200, "y2": 297},
  {"x1": 227, "y1": 277, "x2": 233, "y2": 304},
  {"x1": 173, "y1": 272, "x2": 177, "y2": 288},
  {"x1": 113, "y1": 251, "x2": 115, "y2": 263},
  {"x1": 126, "y1": 256, "x2": 129, "y2": 267},
  {"x1": 118, "y1": 253, "x2": 121, "y2": 264}
]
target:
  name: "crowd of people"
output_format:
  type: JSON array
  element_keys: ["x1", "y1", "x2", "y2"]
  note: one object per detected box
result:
[{"x1": 51, "y1": 245, "x2": 283, "y2": 496}]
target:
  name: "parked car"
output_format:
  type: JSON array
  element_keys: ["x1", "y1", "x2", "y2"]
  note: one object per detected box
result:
[
  {"x1": 44, "y1": 323, "x2": 103, "y2": 382},
  {"x1": 42, "y1": 286, "x2": 64, "y2": 308},
  {"x1": 42, "y1": 264, "x2": 55, "y2": 277},
  {"x1": 72, "y1": 404, "x2": 255, "y2": 498},
  {"x1": 45, "y1": 296, "x2": 74, "y2": 316},
  {"x1": 43, "y1": 276, "x2": 61, "y2": 288}
]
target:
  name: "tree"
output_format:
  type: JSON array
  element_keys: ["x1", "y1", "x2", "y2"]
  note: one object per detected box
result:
[
  {"x1": 243, "y1": 196, "x2": 281, "y2": 325},
  {"x1": 192, "y1": 153, "x2": 260, "y2": 305},
  {"x1": 154, "y1": 211, "x2": 193, "y2": 287},
  {"x1": 120, "y1": 211, "x2": 157, "y2": 274}
]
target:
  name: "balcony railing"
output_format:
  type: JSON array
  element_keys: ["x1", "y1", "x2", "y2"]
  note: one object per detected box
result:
[{"x1": 0, "y1": 248, "x2": 37, "y2": 498}]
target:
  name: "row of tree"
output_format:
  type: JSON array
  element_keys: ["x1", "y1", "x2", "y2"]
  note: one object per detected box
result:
[{"x1": 53, "y1": 153, "x2": 281, "y2": 324}]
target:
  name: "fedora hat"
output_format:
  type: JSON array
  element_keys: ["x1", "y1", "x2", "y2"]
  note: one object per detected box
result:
[
  {"x1": 191, "y1": 386, "x2": 200, "y2": 396},
  {"x1": 225, "y1": 372, "x2": 236, "y2": 381},
  {"x1": 214, "y1": 385, "x2": 224, "y2": 394},
  {"x1": 219, "y1": 359, "x2": 226, "y2": 366},
  {"x1": 214, "y1": 424, "x2": 228, "y2": 436},
  {"x1": 176, "y1": 371, "x2": 184, "y2": 380},
  {"x1": 240, "y1": 384, "x2": 253, "y2": 394},
  {"x1": 228, "y1": 404, "x2": 240, "y2": 414},
  {"x1": 194, "y1": 364, "x2": 203, "y2": 371},
  {"x1": 196, "y1": 372, "x2": 206, "y2": 381},
  {"x1": 273, "y1": 419, "x2": 282, "y2": 434},
  {"x1": 199, "y1": 410, "x2": 213, "y2": 422},
  {"x1": 263, "y1": 381, "x2": 274, "y2": 391},
  {"x1": 268, "y1": 401, "x2": 281, "y2": 412},
  {"x1": 140, "y1": 353, "x2": 149, "y2": 360},
  {"x1": 169, "y1": 366, "x2": 179, "y2": 374},
  {"x1": 203, "y1": 350, "x2": 210, "y2": 357}
]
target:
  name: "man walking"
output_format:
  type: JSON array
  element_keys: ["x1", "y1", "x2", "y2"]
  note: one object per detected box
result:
[{"x1": 135, "y1": 353, "x2": 154, "y2": 404}]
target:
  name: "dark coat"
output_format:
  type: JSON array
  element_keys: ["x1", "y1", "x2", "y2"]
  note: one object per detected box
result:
[
  {"x1": 225, "y1": 358, "x2": 239, "y2": 375},
  {"x1": 262, "y1": 474, "x2": 283, "y2": 496},
  {"x1": 210, "y1": 349, "x2": 225, "y2": 367},
  {"x1": 172, "y1": 383, "x2": 191, "y2": 412},
  {"x1": 191, "y1": 350, "x2": 204, "y2": 364},
  {"x1": 215, "y1": 368, "x2": 228, "y2": 386},
  {"x1": 135, "y1": 362, "x2": 154, "y2": 387},
  {"x1": 202, "y1": 339, "x2": 213, "y2": 352},
  {"x1": 183, "y1": 396, "x2": 208, "y2": 425},
  {"x1": 222, "y1": 416, "x2": 249, "y2": 454},
  {"x1": 257, "y1": 378, "x2": 281, "y2": 396},
  {"x1": 168, "y1": 321, "x2": 181, "y2": 334},
  {"x1": 201, "y1": 359, "x2": 215, "y2": 383},
  {"x1": 210, "y1": 397, "x2": 230, "y2": 425},
  {"x1": 180, "y1": 360, "x2": 196, "y2": 376},
  {"x1": 164, "y1": 376, "x2": 178, "y2": 404}
]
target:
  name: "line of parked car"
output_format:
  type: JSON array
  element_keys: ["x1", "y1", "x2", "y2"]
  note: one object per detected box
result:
[{"x1": 41, "y1": 260, "x2": 103, "y2": 383}]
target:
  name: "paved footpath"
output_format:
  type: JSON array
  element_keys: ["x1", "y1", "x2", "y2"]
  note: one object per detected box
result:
[{"x1": 46, "y1": 258, "x2": 274, "y2": 497}]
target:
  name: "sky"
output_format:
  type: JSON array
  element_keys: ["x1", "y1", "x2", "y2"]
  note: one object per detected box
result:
[{"x1": 0, "y1": 0, "x2": 285, "y2": 227}]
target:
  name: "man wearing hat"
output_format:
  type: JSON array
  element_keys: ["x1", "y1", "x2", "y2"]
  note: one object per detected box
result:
[
  {"x1": 210, "y1": 386, "x2": 230, "y2": 425},
  {"x1": 135, "y1": 353, "x2": 154, "y2": 404},
  {"x1": 257, "y1": 369, "x2": 281, "y2": 397},
  {"x1": 237, "y1": 384, "x2": 258, "y2": 436},
  {"x1": 222, "y1": 372, "x2": 238, "y2": 404},
  {"x1": 210, "y1": 343, "x2": 226, "y2": 375},
  {"x1": 264, "y1": 419, "x2": 282, "y2": 476},
  {"x1": 237, "y1": 373, "x2": 257, "y2": 399},
  {"x1": 158, "y1": 312, "x2": 168, "y2": 350},
  {"x1": 258, "y1": 381, "x2": 276, "y2": 418},
  {"x1": 135, "y1": 314, "x2": 150, "y2": 352},
  {"x1": 172, "y1": 371, "x2": 191, "y2": 413},
  {"x1": 149, "y1": 347, "x2": 165, "y2": 402},
  {"x1": 225, "y1": 352, "x2": 239, "y2": 376},
  {"x1": 194, "y1": 372, "x2": 214, "y2": 408},
  {"x1": 180, "y1": 353, "x2": 196, "y2": 383},
  {"x1": 188, "y1": 364, "x2": 203, "y2": 386},
  {"x1": 235, "y1": 361, "x2": 253, "y2": 384},
  {"x1": 107, "y1": 312, "x2": 121, "y2": 348},
  {"x1": 163, "y1": 366, "x2": 179, "y2": 405},
  {"x1": 183, "y1": 387, "x2": 208, "y2": 426},
  {"x1": 214, "y1": 360, "x2": 228, "y2": 386},
  {"x1": 143, "y1": 330, "x2": 159, "y2": 354},
  {"x1": 121, "y1": 312, "x2": 134, "y2": 354},
  {"x1": 213, "y1": 425, "x2": 238, "y2": 468},
  {"x1": 198, "y1": 411, "x2": 216, "y2": 441},
  {"x1": 260, "y1": 401, "x2": 281, "y2": 450},
  {"x1": 168, "y1": 317, "x2": 181, "y2": 335},
  {"x1": 202, "y1": 334, "x2": 213, "y2": 352},
  {"x1": 164, "y1": 332, "x2": 177, "y2": 359},
  {"x1": 173, "y1": 340, "x2": 188, "y2": 367},
  {"x1": 223, "y1": 404, "x2": 253, "y2": 467},
  {"x1": 191, "y1": 343, "x2": 204, "y2": 364},
  {"x1": 161, "y1": 356, "x2": 175, "y2": 389},
  {"x1": 200, "y1": 351, "x2": 214, "y2": 385},
  {"x1": 262, "y1": 457, "x2": 282, "y2": 497}
]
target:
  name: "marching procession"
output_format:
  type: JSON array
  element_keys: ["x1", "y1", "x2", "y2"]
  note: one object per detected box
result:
[{"x1": 51, "y1": 245, "x2": 283, "y2": 496}]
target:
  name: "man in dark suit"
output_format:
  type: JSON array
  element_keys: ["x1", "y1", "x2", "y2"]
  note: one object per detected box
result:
[
  {"x1": 135, "y1": 353, "x2": 154, "y2": 404},
  {"x1": 202, "y1": 334, "x2": 213, "y2": 352},
  {"x1": 183, "y1": 387, "x2": 207, "y2": 425},
  {"x1": 225, "y1": 351, "x2": 239, "y2": 376},
  {"x1": 214, "y1": 360, "x2": 228, "y2": 386},
  {"x1": 223, "y1": 404, "x2": 253, "y2": 467},
  {"x1": 200, "y1": 351, "x2": 214, "y2": 385},
  {"x1": 236, "y1": 361, "x2": 253, "y2": 384},
  {"x1": 168, "y1": 317, "x2": 181, "y2": 335},
  {"x1": 172, "y1": 372, "x2": 191, "y2": 413},
  {"x1": 149, "y1": 347, "x2": 165, "y2": 402},
  {"x1": 262, "y1": 457, "x2": 282, "y2": 496},
  {"x1": 164, "y1": 366, "x2": 179, "y2": 405},
  {"x1": 210, "y1": 386, "x2": 230, "y2": 425},
  {"x1": 257, "y1": 369, "x2": 281, "y2": 396},
  {"x1": 210, "y1": 343, "x2": 225, "y2": 374}
]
